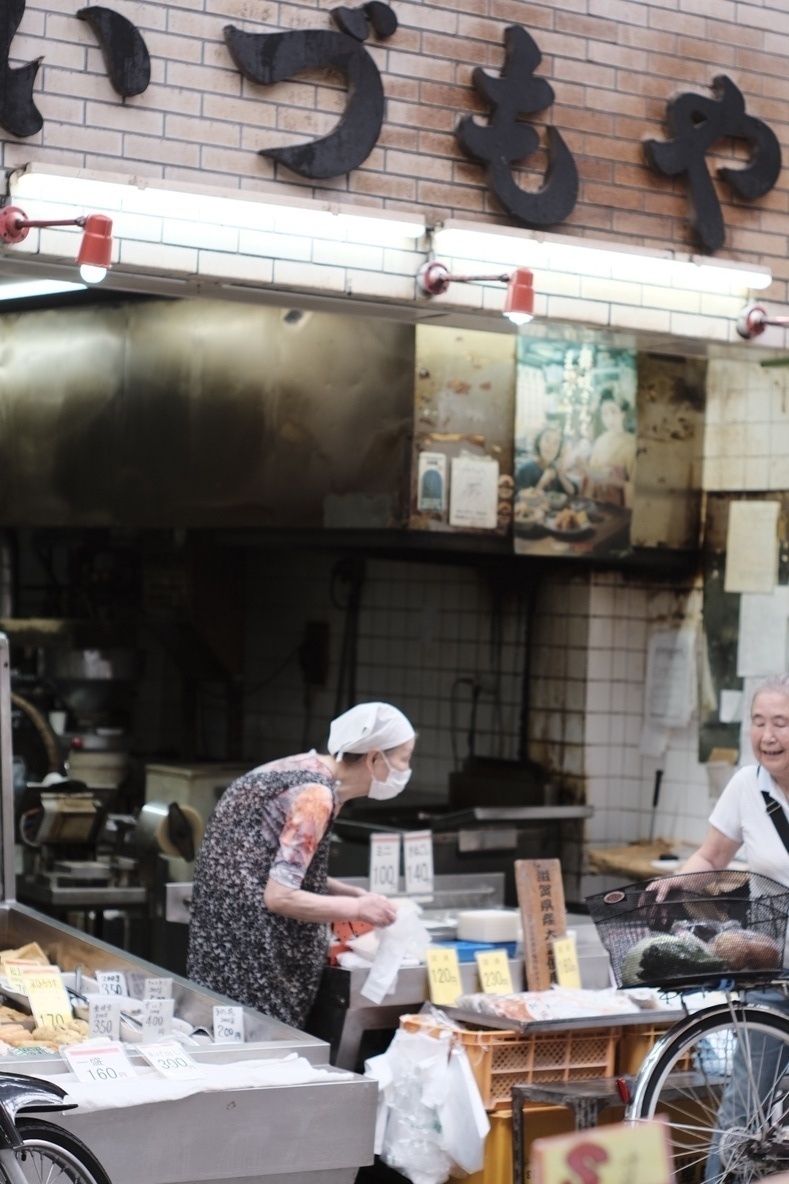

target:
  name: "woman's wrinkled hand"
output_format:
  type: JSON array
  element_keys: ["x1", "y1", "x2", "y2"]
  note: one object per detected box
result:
[{"x1": 355, "y1": 893, "x2": 398, "y2": 927}]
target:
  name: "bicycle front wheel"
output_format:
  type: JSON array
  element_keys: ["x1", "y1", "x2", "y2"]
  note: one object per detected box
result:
[
  {"x1": 0, "y1": 1119, "x2": 112, "y2": 1184},
  {"x1": 629, "y1": 1003, "x2": 789, "y2": 1184}
]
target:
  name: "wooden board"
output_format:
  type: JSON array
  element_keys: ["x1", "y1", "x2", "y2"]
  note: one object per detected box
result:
[{"x1": 515, "y1": 859, "x2": 567, "y2": 991}]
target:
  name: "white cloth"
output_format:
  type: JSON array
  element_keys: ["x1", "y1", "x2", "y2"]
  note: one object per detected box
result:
[
  {"x1": 709, "y1": 764, "x2": 789, "y2": 887},
  {"x1": 328, "y1": 702, "x2": 415, "y2": 757},
  {"x1": 40, "y1": 1055, "x2": 352, "y2": 1114}
]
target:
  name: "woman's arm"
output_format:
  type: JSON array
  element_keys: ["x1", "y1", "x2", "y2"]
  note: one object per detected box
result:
[
  {"x1": 326, "y1": 877, "x2": 365, "y2": 897},
  {"x1": 264, "y1": 877, "x2": 397, "y2": 926},
  {"x1": 681, "y1": 826, "x2": 741, "y2": 874}
]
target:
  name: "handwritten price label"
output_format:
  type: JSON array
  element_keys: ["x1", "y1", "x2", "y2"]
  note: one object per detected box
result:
[
  {"x1": 213, "y1": 1005, "x2": 244, "y2": 1043},
  {"x1": 139, "y1": 998, "x2": 174, "y2": 1043},
  {"x1": 63, "y1": 1042, "x2": 137, "y2": 1085},
  {"x1": 3, "y1": 960, "x2": 42, "y2": 991},
  {"x1": 552, "y1": 936, "x2": 581, "y2": 989},
  {"x1": 137, "y1": 1039, "x2": 205, "y2": 1080},
  {"x1": 425, "y1": 947, "x2": 462, "y2": 1006},
  {"x1": 475, "y1": 950, "x2": 514, "y2": 995},
  {"x1": 530, "y1": 1119, "x2": 673, "y2": 1184},
  {"x1": 369, "y1": 833, "x2": 401, "y2": 895},
  {"x1": 89, "y1": 997, "x2": 121, "y2": 1041},
  {"x1": 404, "y1": 830, "x2": 434, "y2": 897},
  {"x1": 143, "y1": 977, "x2": 173, "y2": 1000},
  {"x1": 95, "y1": 970, "x2": 127, "y2": 997},
  {"x1": 20, "y1": 967, "x2": 72, "y2": 1030}
]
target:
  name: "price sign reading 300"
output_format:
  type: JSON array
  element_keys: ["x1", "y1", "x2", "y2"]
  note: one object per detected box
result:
[{"x1": 404, "y1": 830, "x2": 434, "y2": 897}]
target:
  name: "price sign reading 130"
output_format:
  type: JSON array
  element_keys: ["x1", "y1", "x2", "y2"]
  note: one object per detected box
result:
[
  {"x1": 369, "y1": 833, "x2": 401, "y2": 895},
  {"x1": 404, "y1": 830, "x2": 434, "y2": 897}
]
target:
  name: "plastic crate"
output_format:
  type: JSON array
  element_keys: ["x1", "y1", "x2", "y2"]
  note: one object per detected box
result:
[
  {"x1": 616, "y1": 1023, "x2": 692, "y2": 1075},
  {"x1": 400, "y1": 1015, "x2": 619, "y2": 1110}
]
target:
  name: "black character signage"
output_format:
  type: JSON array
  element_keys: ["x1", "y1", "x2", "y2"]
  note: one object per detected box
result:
[
  {"x1": 0, "y1": 0, "x2": 43, "y2": 137},
  {"x1": 455, "y1": 26, "x2": 578, "y2": 229},
  {"x1": 644, "y1": 74, "x2": 781, "y2": 253},
  {"x1": 224, "y1": 2, "x2": 397, "y2": 181},
  {"x1": 77, "y1": 7, "x2": 151, "y2": 98}
]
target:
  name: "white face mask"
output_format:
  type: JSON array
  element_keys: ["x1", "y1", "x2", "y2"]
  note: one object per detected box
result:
[{"x1": 368, "y1": 752, "x2": 412, "y2": 801}]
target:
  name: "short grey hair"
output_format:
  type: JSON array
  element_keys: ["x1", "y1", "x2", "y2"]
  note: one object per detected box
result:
[{"x1": 751, "y1": 673, "x2": 789, "y2": 708}]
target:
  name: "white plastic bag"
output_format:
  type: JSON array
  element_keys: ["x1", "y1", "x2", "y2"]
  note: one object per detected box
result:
[{"x1": 360, "y1": 899, "x2": 431, "y2": 1004}]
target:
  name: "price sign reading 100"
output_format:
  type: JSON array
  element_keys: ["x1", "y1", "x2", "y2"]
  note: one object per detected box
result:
[{"x1": 369, "y1": 834, "x2": 401, "y2": 894}]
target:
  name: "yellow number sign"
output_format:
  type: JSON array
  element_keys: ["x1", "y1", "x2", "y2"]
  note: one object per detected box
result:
[
  {"x1": 425, "y1": 947, "x2": 462, "y2": 1007},
  {"x1": 21, "y1": 966, "x2": 73, "y2": 1030},
  {"x1": 552, "y1": 935, "x2": 581, "y2": 989},
  {"x1": 475, "y1": 950, "x2": 514, "y2": 995}
]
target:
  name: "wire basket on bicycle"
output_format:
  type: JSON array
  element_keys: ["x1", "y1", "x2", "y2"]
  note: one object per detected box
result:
[{"x1": 586, "y1": 870, "x2": 789, "y2": 989}]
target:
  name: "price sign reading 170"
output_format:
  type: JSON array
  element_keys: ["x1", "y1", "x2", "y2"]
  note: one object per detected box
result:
[{"x1": 404, "y1": 830, "x2": 434, "y2": 897}]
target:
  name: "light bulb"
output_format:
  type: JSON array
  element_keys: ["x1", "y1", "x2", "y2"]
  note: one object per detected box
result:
[
  {"x1": 79, "y1": 263, "x2": 107, "y2": 284},
  {"x1": 504, "y1": 311, "x2": 534, "y2": 325}
]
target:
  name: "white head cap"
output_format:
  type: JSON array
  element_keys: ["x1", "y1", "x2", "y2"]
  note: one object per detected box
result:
[{"x1": 328, "y1": 702, "x2": 415, "y2": 759}]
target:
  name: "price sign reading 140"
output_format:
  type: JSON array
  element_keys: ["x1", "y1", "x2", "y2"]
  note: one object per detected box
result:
[
  {"x1": 369, "y1": 833, "x2": 401, "y2": 895},
  {"x1": 404, "y1": 830, "x2": 434, "y2": 897}
]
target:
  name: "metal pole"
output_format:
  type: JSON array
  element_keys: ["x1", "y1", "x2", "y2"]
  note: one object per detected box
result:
[{"x1": 0, "y1": 634, "x2": 17, "y2": 903}]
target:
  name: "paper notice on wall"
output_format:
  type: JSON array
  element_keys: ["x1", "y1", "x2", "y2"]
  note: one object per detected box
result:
[
  {"x1": 724, "y1": 500, "x2": 780, "y2": 593},
  {"x1": 736, "y1": 586, "x2": 789, "y2": 678},
  {"x1": 449, "y1": 454, "x2": 499, "y2": 530},
  {"x1": 416, "y1": 452, "x2": 447, "y2": 513},
  {"x1": 719, "y1": 689, "x2": 744, "y2": 723},
  {"x1": 644, "y1": 628, "x2": 697, "y2": 729}
]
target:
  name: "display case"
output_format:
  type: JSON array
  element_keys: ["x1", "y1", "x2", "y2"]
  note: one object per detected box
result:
[{"x1": 0, "y1": 634, "x2": 377, "y2": 1184}]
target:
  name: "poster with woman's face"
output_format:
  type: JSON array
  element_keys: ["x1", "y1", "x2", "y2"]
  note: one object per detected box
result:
[{"x1": 513, "y1": 341, "x2": 637, "y2": 557}]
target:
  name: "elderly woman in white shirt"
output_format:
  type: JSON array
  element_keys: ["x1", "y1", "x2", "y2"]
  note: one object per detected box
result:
[{"x1": 675, "y1": 673, "x2": 789, "y2": 1183}]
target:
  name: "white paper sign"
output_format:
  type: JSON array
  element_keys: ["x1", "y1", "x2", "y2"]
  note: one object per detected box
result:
[
  {"x1": 403, "y1": 830, "x2": 434, "y2": 897},
  {"x1": 63, "y1": 1041, "x2": 137, "y2": 1084},
  {"x1": 95, "y1": 970, "x2": 127, "y2": 997},
  {"x1": 139, "y1": 998, "x2": 174, "y2": 1042},
  {"x1": 719, "y1": 689, "x2": 744, "y2": 723},
  {"x1": 137, "y1": 1039, "x2": 205, "y2": 1080},
  {"x1": 417, "y1": 452, "x2": 447, "y2": 513},
  {"x1": 725, "y1": 500, "x2": 780, "y2": 593},
  {"x1": 737, "y1": 587, "x2": 789, "y2": 677},
  {"x1": 644, "y1": 628, "x2": 697, "y2": 729},
  {"x1": 369, "y1": 833, "x2": 401, "y2": 895},
  {"x1": 143, "y1": 977, "x2": 173, "y2": 1000},
  {"x1": 88, "y1": 997, "x2": 121, "y2": 1041},
  {"x1": 213, "y1": 1005, "x2": 244, "y2": 1044},
  {"x1": 449, "y1": 455, "x2": 499, "y2": 530}
]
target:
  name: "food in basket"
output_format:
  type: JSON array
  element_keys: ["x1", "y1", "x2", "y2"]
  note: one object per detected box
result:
[
  {"x1": 621, "y1": 933, "x2": 724, "y2": 986},
  {"x1": 711, "y1": 929, "x2": 781, "y2": 971}
]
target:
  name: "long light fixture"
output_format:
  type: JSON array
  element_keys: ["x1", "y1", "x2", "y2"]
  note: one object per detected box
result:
[
  {"x1": 418, "y1": 260, "x2": 535, "y2": 325},
  {"x1": 0, "y1": 204, "x2": 113, "y2": 283},
  {"x1": 0, "y1": 279, "x2": 86, "y2": 301},
  {"x1": 432, "y1": 221, "x2": 773, "y2": 295},
  {"x1": 10, "y1": 165, "x2": 427, "y2": 248}
]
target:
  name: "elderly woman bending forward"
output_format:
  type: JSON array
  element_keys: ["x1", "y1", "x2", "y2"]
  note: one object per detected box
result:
[{"x1": 187, "y1": 702, "x2": 416, "y2": 1029}]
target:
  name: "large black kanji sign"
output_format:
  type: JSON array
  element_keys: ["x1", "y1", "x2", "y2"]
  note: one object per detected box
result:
[
  {"x1": 77, "y1": 7, "x2": 150, "y2": 98},
  {"x1": 224, "y1": 3, "x2": 398, "y2": 181},
  {"x1": 455, "y1": 26, "x2": 578, "y2": 229},
  {"x1": 644, "y1": 74, "x2": 781, "y2": 252},
  {"x1": 0, "y1": 0, "x2": 42, "y2": 137}
]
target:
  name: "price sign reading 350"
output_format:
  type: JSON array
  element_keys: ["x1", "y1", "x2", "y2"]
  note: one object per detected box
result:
[
  {"x1": 369, "y1": 833, "x2": 401, "y2": 895},
  {"x1": 404, "y1": 830, "x2": 434, "y2": 897}
]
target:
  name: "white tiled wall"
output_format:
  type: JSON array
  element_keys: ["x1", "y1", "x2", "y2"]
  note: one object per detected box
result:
[{"x1": 705, "y1": 358, "x2": 789, "y2": 491}]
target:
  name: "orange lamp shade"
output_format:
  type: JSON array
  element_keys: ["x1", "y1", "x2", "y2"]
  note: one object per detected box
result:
[
  {"x1": 503, "y1": 268, "x2": 534, "y2": 325},
  {"x1": 76, "y1": 214, "x2": 113, "y2": 271}
]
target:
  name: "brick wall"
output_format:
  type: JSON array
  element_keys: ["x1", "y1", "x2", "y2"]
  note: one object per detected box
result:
[{"x1": 6, "y1": 0, "x2": 789, "y2": 296}]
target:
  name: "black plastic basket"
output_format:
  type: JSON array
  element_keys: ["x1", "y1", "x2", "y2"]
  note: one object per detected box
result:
[{"x1": 586, "y1": 871, "x2": 789, "y2": 990}]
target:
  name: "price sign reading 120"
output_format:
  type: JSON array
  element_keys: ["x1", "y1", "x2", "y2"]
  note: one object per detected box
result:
[
  {"x1": 369, "y1": 833, "x2": 401, "y2": 895},
  {"x1": 404, "y1": 830, "x2": 434, "y2": 897}
]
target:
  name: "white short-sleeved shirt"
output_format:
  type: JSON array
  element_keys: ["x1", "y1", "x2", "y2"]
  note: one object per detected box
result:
[{"x1": 709, "y1": 764, "x2": 789, "y2": 888}]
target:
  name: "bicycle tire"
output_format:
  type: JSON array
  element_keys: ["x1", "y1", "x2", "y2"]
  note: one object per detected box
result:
[
  {"x1": 0, "y1": 1118, "x2": 112, "y2": 1184},
  {"x1": 629, "y1": 1002, "x2": 789, "y2": 1184}
]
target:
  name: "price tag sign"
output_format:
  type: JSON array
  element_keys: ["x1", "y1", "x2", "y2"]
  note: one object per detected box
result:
[
  {"x1": 63, "y1": 1041, "x2": 137, "y2": 1084},
  {"x1": 213, "y1": 1005, "x2": 245, "y2": 1043},
  {"x1": 552, "y1": 935, "x2": 581, "y2": 989},
  {"x1": 425, "y1": 947, "x2": 462, "y2": 1006},
  {"x1": 531, "y1": 1118, "x2": 674, "y2": 1184},
  {"x1": 139, "y1": 998, "x2": 174, "y2": 1042},
  {"x1": 143, "y1": 977, "x2": 173, "y2": 1000},
  {"x1": 475, "y1": 950, "x2": 514, "y2": 995},
  {"x1": 404, "y1": 830, "x2": 434, "y2": 897},
  {"x1": 137, "y1": 1039, "x2": 205, "y2": 1080},
  {"x1": 369, "y1": 833, "x2": 401, "y2": 895},
  {"x1": 88, "y1": 997, "x2": 121, "y2": 1041},
  {"x1": 3, "y1": 960, "x2": 42, "y2": 992},
  {"x1": 21, "y1": 967, "x2": 72, "y2": 1029},
  {"x1": 126, "y1": 972, "x2": 146, "y2": 999},
  {"x1": 95, "y1": 970, "x2": 127, "y2": 997}
]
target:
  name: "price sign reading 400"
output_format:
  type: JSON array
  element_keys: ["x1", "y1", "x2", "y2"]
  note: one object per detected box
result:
[{"x1": 404, "y1": 830, "x2": 434, "y2": 897}]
